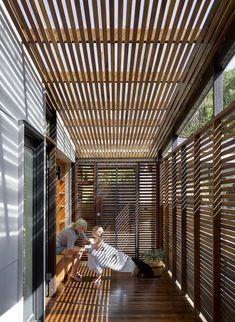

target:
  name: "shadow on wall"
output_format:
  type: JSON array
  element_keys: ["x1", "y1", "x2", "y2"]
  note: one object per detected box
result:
[{"x1": 0, "y1": 112, "x2": 19, "y2": 319}]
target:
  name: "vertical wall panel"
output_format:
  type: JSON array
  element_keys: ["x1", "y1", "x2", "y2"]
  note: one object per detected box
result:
[
  {"x1": 212, "y1": 119, "x2": 222, "y2": 322},
  {"x1": 0, "y1": 112, "x2": 18, "y2": 270},
  {"x1": 0, "y1": 6, "x2": 25, "y2": 119},
  {"x1": 199, "y1": 128, "x2": 213, "y2": 321},
  {"x1": 171, "y1": 153, "x2": 177, "y2": 281},
  {"x1": 138, "y1": 163, "x2": 157, "y2": 255},
  {"x1": 77, "y1": 164, "x2": 95, "y2": 234},
  {"x1": 180, "y1": 145, "x2": 187, "y2": 293},
  {"x1": 0, "y1": 7, "x2": 45, "y2": 136},
  {"x1": 220, "y1": 111, "x2": 235, "y2": 322},
  {"x1": 117, "y1": 167, "x2": 136, "y2": 255},
  {"x1": 160, "y1": 161, "x2": 166, "y2": 250},
  {"x1": 24, "y1": 52, "x2": 44, "y2": 134},
  {"x1": 193, "y1": 134, "x2": 201, "y2": 312},
  {"x1": 175, "y1": 151, "x2": 182, "y2": 284},
  {"x1": 167, "y1": 156, "x2": 173, "y2": 272},
  {"x1": 56, "y1": 113, "x2": 75, "y2": 162},
  {"x1": 164, "y1": 158, "x2": 170, "y2": 271},
  {"x1": 185, "y1": 141, "x2": 195, "y2": 300},
  {"x1": 96, "y1": 166, "x2": 117, "y2": 245}
]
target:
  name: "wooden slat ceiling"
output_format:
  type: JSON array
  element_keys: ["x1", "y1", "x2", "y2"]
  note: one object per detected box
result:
[{"x1": 5, "y1": 0, "x2": 235, "y2": 158}]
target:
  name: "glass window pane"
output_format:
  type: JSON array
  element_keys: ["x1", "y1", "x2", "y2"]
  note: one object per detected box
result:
[
  {"x1": 180, "y1": 87, "x2": 213, "y2": 139},
  {"x1": 223, "y1": 55, "x2": 235, "y2": 109}
]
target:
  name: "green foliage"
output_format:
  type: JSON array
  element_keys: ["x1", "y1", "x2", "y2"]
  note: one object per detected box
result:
[
  {"x1": 142, "y1": 249, "x2": 165, "y2": 264},
  {"x1": 223, "y1": 68, "x2": 235, "y2": 108},
  {"x1": 180, "y1": 88, "x2": 213, "y2": 138},
  {"x1": 180, "y1": 67, "x2": 235, "y2": 138}
]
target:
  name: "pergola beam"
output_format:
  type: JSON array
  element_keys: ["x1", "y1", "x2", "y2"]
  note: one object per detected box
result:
[{"x1": 26, "y1": 28, "x2": 200, "y2": 44}]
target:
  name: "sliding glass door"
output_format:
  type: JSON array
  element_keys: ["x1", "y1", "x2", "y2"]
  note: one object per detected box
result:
[
  {"x1": 23, "y1": 146, "x2": 35, "y2": 322},
  {"x1": 22, "y1": 126, "x2": 44, "y2": 322}
]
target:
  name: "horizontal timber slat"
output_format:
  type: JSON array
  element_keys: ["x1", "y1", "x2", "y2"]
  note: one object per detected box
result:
[{"x1": 160, "y1": 104, "x2": 235, "y2": 322}]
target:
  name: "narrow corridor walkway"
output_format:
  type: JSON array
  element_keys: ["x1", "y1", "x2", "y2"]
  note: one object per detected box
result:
[{"x1": 46, "y1": 262, "x2": 201, "y2": 322}]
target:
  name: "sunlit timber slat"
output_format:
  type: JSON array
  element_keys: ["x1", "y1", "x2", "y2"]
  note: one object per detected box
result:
[
  {"x1": 28, "y1": 28, "x2": 201, "y2": 43},
  {"x1": 149, "y1": 0, "x2": 235, "y2": 157},
  {"x1": 4, "y1": 0, "x2": 235, "y2": 158},
  {"x1": 124, "y1": 0, "x2": 142, "y2": 147}
]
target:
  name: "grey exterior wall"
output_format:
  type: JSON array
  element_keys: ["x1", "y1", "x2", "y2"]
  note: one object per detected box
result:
[
  {"x1": 57, "y1": 113, "x2": 76, "y2": 162},
  {"x1": 0, "y1": 7, "x2": 45, "y2": 133},
  {"x1": 0, "y1": 3, "x2": 76, "y2": 321},
  {"x1": 0, "y1": 111, "x2": 20, "y2": 320},
  {"x1": 0, "y1": 4, "x2": 45, "y2": 321}
]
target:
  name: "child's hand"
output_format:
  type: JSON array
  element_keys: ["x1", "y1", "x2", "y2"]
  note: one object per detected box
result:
[
  {"x1": 79, "y1": 246, "x2": 85, "y2": 253},
  {"x1": 89, "y1": 238, "x2": 95, "y2": 245}
]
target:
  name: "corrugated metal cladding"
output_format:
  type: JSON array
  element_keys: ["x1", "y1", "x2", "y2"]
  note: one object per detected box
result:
[
  {"x1": 77, "y1": 161, "x2": 157, "y2": 257},
  {"x1": 1, "y1": 5, "x2": 44, "y2": 134}
]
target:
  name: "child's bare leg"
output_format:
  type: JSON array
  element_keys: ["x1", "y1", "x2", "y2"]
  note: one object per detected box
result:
[
  {"x1": 70, "y1": 250, "x2": 83, "y2": 281},
  {"x1": 92, "y1": 273, "x2": 102, "y2": 284}
]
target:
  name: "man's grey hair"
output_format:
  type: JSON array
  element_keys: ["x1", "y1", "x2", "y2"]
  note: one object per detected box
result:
[{"x1": 72, "y1": 218, "x2": 87, "y2": 230}]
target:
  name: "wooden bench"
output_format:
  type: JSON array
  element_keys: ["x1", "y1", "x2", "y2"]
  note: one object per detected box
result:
[{"x1": 56, "y1": 254, "x2": 73, "y2": 285}]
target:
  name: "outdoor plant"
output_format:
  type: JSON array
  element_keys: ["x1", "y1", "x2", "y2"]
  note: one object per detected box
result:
[{"x1": 142, "y1": 249, "x2": 165, "y2": 266}]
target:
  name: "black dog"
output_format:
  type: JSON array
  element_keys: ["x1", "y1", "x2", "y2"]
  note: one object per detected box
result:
[{"x1": 132, "y1": 257, "x2": 154, "y2": 278}]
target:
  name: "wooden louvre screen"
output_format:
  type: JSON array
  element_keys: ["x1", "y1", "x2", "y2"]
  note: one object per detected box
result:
[
  {"x1": 185, "y1": 141, "x2": 195, "y2": 300},
  {"x1": 77, "y1": 164, "x2": 96, "y2": 233},
  {"x1": 159, "y1": 102, "x2": 235, "y2": 322},
  {"x1": 138, "y1": 163, "x2": 157, "y2": 256},
  {"x1": 220, "y1": 111, "x2": 235, "y2": 321},
  {"x1": 174, "y1": 150, "x2": 182, "y2": 285},
  {"x1": 96, "y1": 166, "x2": 117, "y2": 246},
  {"x1": 159, "y1": 158, "x2": 166, "y2": 250},
  {"x1": 165, "y1": 156, "x2": 173, "y2": 273},
  {"x1": 76, "y1": 161, "x2": 157, "y2": 257},
  {"x1": 95, "y1": 165, "x2": 137, "y2": 256},
  {"x1": 116, "y1": 167, "x2": 137, "y2": 255},
  {"x1": 199, "y1": 127, "x2": 214, "y2": 320}
]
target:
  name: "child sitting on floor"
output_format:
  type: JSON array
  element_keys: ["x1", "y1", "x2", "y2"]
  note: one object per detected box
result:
[{"x1": 83, "y1": 226, "x2": 135, "y2": 285}]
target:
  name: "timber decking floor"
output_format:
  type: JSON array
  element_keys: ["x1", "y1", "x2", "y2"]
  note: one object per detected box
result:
[{"x1": 46, "y1": 263, "x2": 201, "y2": 322}]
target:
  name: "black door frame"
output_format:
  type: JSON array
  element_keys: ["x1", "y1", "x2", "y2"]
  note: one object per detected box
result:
[{"x1": 23, "y1": 122, "x2": 45, "y2": 321}]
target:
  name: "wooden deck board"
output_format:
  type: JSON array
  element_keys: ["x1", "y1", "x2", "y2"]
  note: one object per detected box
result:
[{"x1": 46, "y1": 262, "x2": 201, "y2": 322}]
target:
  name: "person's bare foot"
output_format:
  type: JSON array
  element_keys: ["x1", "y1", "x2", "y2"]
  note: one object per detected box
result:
[
  {"x1": 92, "y1": 276, "x2": 101, "y2": 286},
  {"x1": 70, "y1": 273, "x2": 82, "y2": 282},
  {"x1": 92, "y1": 279, "x2": 101, "y2": 284}
]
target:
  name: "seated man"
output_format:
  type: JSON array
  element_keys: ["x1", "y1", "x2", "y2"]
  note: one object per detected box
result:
[{"x1": 56, "y1": 217, "x2": 88, "y2": 281}]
